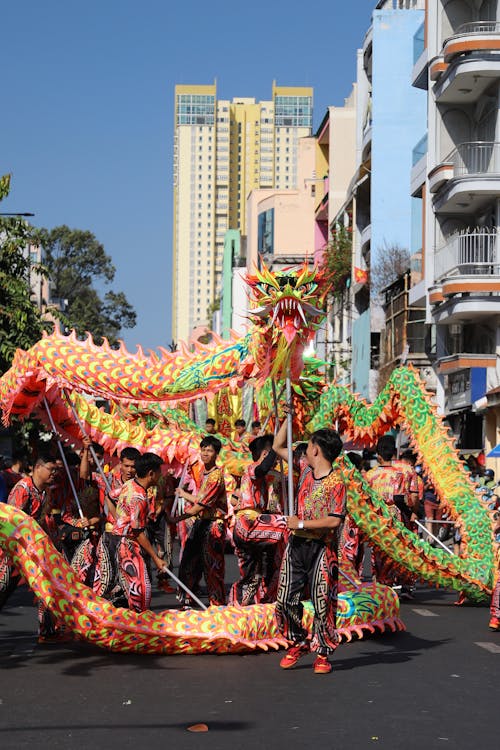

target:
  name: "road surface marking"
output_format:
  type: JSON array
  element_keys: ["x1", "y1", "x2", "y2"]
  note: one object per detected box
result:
[
  {"x1": 412, "y1": 608, "x2": 438, "y2": 617},
  {"x1": 475, "y1": 642, "x2": 500, "y2": 653}
]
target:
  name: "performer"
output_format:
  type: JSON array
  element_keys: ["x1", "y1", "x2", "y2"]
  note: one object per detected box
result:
[
  {"x1": 233, "y1": 419, "x2": 250, "y2": 449},
  {"x1": 0, "y1": 453, "x2": 63, "y2": 642},
  {"x1": 105, "y1": 452, "x2": 165, "y2": 612},
  {"x1": 273, "y1": 414, "x2": 347, "y2": 674},
  {"x1": 229, "y1": 435, "x2": 281, "y2": 605},
  {"x1": 97, "y1": 447, "x2": 142, "y2": 525},
  {"x1": 205, "y1": 418, "x2": 218, "y2": 435},
  {"x1": 171, "y1": 436, "x2": 227, "y2": 607},
  {"x1": 366, "y1": 435, "x2": 417, "y2": 593}
]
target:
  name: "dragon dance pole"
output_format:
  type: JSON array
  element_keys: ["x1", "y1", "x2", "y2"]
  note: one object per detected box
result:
[
  {"x1": 161, "y1": 565, "x2": 207, "y2": 610},
  {"x1": 43, "y1": 396, "x2": 85, "y2": 520},
  {"x1": 171, "y1": 442, "x2": 192, "y2": 517},
  {"x1": 271, "y1": 381, "x2": 287, "y2": 512},
  {"x1": 413, "y1": 518, "x2": 454, "y2": 555},
  {"x1": 285, "y1": 372, "x2": 294, "y2": 516}
]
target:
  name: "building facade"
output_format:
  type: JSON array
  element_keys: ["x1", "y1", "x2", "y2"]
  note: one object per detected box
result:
[
  {"x1": 172, "y1": 83, "x2": 313, "y2": 344},
  {"x1": 350, "y1": 1, "x2": 426, "y2": 400},
  {"x1": 412, "y1": 0, "x2": 500, "y2": 457}
]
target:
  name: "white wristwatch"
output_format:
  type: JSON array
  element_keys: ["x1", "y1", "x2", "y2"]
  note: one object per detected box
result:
[{"x1": 298, "y1": 520, "x2": 304, "y2": 530}]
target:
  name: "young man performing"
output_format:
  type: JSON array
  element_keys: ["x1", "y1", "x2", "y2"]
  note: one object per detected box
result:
[
  {"x1": 0, "y1": 453, "x2": 62, "y2": 642},
  {"x1": 366, "y1": 435, "x2": 417, "y2": 592},
  {"x1": 229, "y1": 435, "x2": 282, "y2": 605},
  {"x1": 171, "y1": 436, "x2": 227, "y2": 607},
  {"x1": 106, "y1": 452, "x2": 165, "y2": 612},
  {"x1": 273, "y1": 415, "x2": 346, "y2": 674}
]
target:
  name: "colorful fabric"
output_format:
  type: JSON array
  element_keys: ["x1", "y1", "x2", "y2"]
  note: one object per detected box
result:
[
  {"x1": 235, "y1": 463, "x2": 271, "y2": 513},
  {"x1": 8, "y1": 476, "x2": 47, "y2": 520},
  {"x1": 0, "y1": 503, "x2": 406, "y2": 653},
  {"x1": 111, "y1": 479, "x2": 149, "y2": 537},
  {"x1": 295, "y1": 467, "x2": 346, "y2": 544},
  {"x1": 392, "y1": 460, "x2": 420, "y2": 503},
  {"x1": 490, "y1": 574, "x2": 500, "y2": 620},
  {"x1": 365, "y1": 465, "x2": 406, "y2": 510},
  {"x1": 178, "y1": 518, "x2": 226, "y2": 606},
  {"x1": 276, "y1": 536, "x2": 340, "y2": 655},
  {"x1": 229, "y1": 512, "x2": 287, "y2": 605},
  {"x1": 196, "y1": 466, "x2": 227, "y2": 519}
]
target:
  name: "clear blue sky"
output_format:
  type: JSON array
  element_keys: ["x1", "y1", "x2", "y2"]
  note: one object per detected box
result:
[{"x1": 2, "y1": 0, "x2": 378, "y2": 352}]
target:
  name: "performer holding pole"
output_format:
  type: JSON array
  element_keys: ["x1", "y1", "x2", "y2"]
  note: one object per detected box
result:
[{"x1": 272, "y1": 410, "x2": 347, "y2": 674}]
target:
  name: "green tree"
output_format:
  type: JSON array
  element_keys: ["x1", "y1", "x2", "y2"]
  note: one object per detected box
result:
[
  {"x1": 0, "y1": 174, "x2": 46, "y2": 373},
  {"x1": 37, "y1": 225, "x2": 136, "y2": 346},
  {"x1": 321, "y1": 224, "x2": 352, "y2": 299}
]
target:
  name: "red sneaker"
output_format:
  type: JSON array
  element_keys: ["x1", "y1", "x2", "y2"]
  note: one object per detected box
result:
[
  {"x1": 488, "y1": 617, "x2": 500, "y2": 631},
  {"x1": 313, "y1": 655, "x2": 332, "y2": 674},
  {"x1": 279, "y1": 641, "x2": 309, "y2": 669}
]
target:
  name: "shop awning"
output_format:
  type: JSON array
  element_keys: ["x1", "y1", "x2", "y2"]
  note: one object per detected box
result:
[{"x1": 487, "y1": 444, "x2": 500, "y2": 458}]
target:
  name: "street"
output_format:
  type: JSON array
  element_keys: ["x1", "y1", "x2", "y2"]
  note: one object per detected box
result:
[{"x1": 0, "y1": 557, "x2": 498, "y2": 750}]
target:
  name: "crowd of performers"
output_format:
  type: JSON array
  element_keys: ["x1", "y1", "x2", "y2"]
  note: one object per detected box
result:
[{"x1": 0, "y1": 412, "x2": 499, "y2": 674}]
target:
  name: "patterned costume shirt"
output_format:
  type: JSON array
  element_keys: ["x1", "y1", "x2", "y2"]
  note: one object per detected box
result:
[
  {"x1": 366, "y1": 465, "x2": 406, "y2": 512},
  {"x1": 392, "y1": 460, "x2": 420, "y2": 502},
  {"x1": 196, "y1": 466, "x2": 227, "y2": 519},
  {"x1": 235, "y1": 464, "x2": 271, "y2": 515},
  {"x1": 111, "y1": 479, "x2": 149, "y2": 538},
  {"x1": 8, "y1": 477, "x2": 47, "y2": 520},
  {"x1": 295, "y1": 467, "x2": 347, "y2": 546}
]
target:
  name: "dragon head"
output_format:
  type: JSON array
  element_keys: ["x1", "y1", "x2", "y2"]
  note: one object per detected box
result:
[{"x1": 246, "y1": 260, "x2": 329, "y2": 380}]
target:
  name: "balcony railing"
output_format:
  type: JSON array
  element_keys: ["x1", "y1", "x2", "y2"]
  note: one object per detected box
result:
[
  {"x1": 435, "y1": 228, "x2": 500, "y2": 280},
  {"x1": 445, "y1": 141, "x2": 500, "y2": 178},
  {"x1": 454, "y1": 20, "x2": 500, "y2": 36}
]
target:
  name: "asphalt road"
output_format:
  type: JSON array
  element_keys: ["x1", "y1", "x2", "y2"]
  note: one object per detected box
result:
[{"x1": 0, "y1": 554, "x2": 498, "y2": 750}]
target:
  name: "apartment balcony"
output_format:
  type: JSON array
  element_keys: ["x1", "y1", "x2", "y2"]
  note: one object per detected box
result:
[
  {"x1": 432, "y1": 142, "x2": 500, "y2": 214},
  {"x1": 434, "y1": 21, "x2": 500, "y2": 102},
  {"x1": 437, "y1": 354, "x2": 497, "y2": 376},
  {"x1": 431, "y1": 229, "x2": 500, "y2": 323}
]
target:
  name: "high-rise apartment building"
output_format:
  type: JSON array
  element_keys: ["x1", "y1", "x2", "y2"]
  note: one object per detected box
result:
[
  {"x1": 172, "y1": 82, "x2": 313, "y2": 344},
  {"x1": 411, "y1": 0, "x2": 500, "y2": 455}
]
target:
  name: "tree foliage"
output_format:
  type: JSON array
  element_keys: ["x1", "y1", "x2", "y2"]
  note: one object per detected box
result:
[
  {"x1": 0, "y1": 175, "x2": 46, "y2": 373},
  {"x1": 321, "y1": 225, "x2": 352, "y2": 299},
  {"x1": 371, "y1": 242, "x2": 411, "y2": 296},
  {"x1": 37, "y1": 225, "x2": 136, "y2": 346}
]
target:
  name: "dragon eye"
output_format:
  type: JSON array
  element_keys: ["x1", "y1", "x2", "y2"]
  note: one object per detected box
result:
[{"x1": 278, "y1": 276, "x2": 297, "y2": 289}]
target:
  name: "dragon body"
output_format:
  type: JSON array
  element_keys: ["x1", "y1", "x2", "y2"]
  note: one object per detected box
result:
[{"x1": 0, "y1": 504, "x2": 403, "y2": 653}]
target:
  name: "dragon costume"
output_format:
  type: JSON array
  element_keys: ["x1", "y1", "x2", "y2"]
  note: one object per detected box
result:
[{"x1": 0, "y1": 261, "x2": 496, "y2": 654}]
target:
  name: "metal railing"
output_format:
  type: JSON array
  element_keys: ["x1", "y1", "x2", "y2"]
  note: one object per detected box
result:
[
  {"x1": 435, "y1": 228, "x2": 500, "y2": 280},
  {"x1": 445, "y1": 141, "x2": 500, "y2": 177},
  {"x1": 454, "y1": 20, "x2": 500, "y2": 36}
]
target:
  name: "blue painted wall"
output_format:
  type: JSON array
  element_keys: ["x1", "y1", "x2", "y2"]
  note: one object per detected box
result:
[{"x1": 352, "y1": 8, "x2": 426, "y2": 399}]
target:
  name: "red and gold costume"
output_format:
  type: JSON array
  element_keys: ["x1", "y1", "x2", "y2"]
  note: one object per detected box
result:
[
  {"x1": 275, "y1": 466, "x2": 347, "y2": 655},
  {"x1": 0, "y1": 477, "x2": 59, "y2": 638},
  {"x1": 366, "y1": 464, "x2": 407, "y2": 585},
  {"x1": 229, "y1": 452, "x2": 284, "y2": 605},
  {"x1": 178, "y1": 465, "x2": 227, "y2": 606}
]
